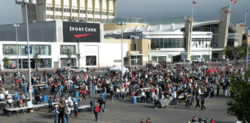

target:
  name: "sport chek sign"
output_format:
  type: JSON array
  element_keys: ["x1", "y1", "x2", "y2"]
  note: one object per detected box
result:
[{"x1": 63, "y1": 22, "x2": 100, "y2": 42}]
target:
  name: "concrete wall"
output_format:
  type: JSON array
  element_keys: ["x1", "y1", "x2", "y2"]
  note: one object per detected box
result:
[
  {"x1": 218, "y1": 9, "x2": 231, "y2": 48},
  {"x1": 104, "y1": 23, "x2": 148, "y2": 31},
  {"x1": 185, "y1": 18, "x2": 193, "y2": 60},
  {"x1": 236, "y1": 22, "x2": 245, "y2": 46}
]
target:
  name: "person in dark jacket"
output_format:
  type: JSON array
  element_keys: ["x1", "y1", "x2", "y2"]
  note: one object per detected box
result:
[
  {"x1": 48, "y1": 97, "x2": 53, "y2": 112},
  {"x1": 90, "y1": 99, "x2": 95, "y2": 113},
  {"x1": 110, "y1": 89, "x2": 114, "y2": 101},
  {"x1": 201, "y1": 95, "x2": 206, "y2": 110},
  {"x1": 195, "y1": 94, "x2": 201, "y2": 108},
  {"x1": 58, "y1": 104, "x2": 65, "y2": 123}
]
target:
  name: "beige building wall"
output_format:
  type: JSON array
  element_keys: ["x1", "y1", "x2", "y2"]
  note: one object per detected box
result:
[
  {"x1": 185, "y1": 18, "x2": 193, "y2": 60},
  {"x1": 104, "y1": 23, "x2": 147, "y2": 31},
  {"x1": 218, "y1": 8, "x2": 231, "y2": 58},
  {"x1": 104, "y1": 39, "x2": 151, "y2": 65},
  {"x1": 236, "y1": 22, "x2": 245, "y2": 46}
]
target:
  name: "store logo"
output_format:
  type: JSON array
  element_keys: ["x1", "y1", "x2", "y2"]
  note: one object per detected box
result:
[
  {"x1": 69, "y1": 26, "x2": 96, "y2": 32},
  {"x1": 74, "y1": 34, "x2": 92, "y2": 38}
]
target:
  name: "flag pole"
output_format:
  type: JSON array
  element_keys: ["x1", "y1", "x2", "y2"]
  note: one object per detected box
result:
[
  {"x1": 245, "y1": 9, "x2": 248, "y2": 25},
  {"x1": 192, "y1": 2, "x2": 194, "y2": 19},
  {"x1": 229, "y1": 1, "x2": 232, "y2": 10}
]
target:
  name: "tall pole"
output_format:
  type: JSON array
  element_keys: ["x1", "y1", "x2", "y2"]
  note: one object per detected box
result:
[
  {"x1": 192, "y1": 3, "x2": 194, "y2": 19},
  {"x1": 121, "y1": 24, "x2": 123, "y2": 80},
  {"x1": 245, "y1": 9, "x2": 248, "y2": 25},
  {"x1": 25, "y1": 4, "x2": 33, "y2": 106},
  {"x1": 136, "y1": 30, "x2": 137, "y2": 69},
  {"x1": 14, "y1": 24, "x2": 20, "y2": 76},
  {"x1": 247, "y1": 33, "x2": 249, "y2": 70}
]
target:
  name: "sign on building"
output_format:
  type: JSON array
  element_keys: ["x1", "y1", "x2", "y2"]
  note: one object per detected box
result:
[{"x1": 25, "y1": 46, "x2": 32, "y2": 54}]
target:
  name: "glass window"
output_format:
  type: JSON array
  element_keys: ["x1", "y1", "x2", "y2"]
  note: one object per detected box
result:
[
  {"x1": 180, "y1": 41, "x2": 184, "y2": 48},
  {"x1": 152, "y1": 57, "x2": 157, "y2": 62},
  {"x1": 168, "y1": 39, "x2": 172, "y2": 48},
  {"x1": 61, "y1": 58, "x2": 76, "y2": 67},
  {"x1": 176, "y1": 41, "x2": 180, "y2": 48},
  {"x1": 134, "y1": 44, "x2": 137, "y2": 51},
  {"x1": 86, "y1": 56, "x2": 96, "y2": 66},
  {"x1": 158, "y1": 56, "x2": 166, "y2": 62},
  {"x1": 3, "y1": 45, "x2": 18, "y2": 56},
  {"x1": 172, "y1": 38, "x2": 176, "y2": 48},
  {"x1": 159, "y1": 38, "x2": 163, "y2": 48},
  {"x1": 151, "y1": 39, "x2": 155, "y2": 49},
  {"x1": 36, "y1": 58, "x2": 52, "y2": 68},
  {"x1": 3, "y1": 59, "x2": 18, "y2": 69},
  {"x1": 164, "y1": 38, "x2": 168, "y2": 48},
  {"x1": 60, "y1": 45, "x2": 76, "y2": 55},
  {"x1": 155, "y1": 39, "x2": 160, "y2": 48}
]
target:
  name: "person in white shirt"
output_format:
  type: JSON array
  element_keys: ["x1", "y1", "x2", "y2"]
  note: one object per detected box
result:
[
  {"x1": 172, "y1": 91, "x2": 177, "y2": 105},
  {"x1": 151, "y1": 91, "x2": 156, "y2": 104},
  {"x1": 0, "y1": 92, "x2": 4, "y2": 101},
  {"x1": 153, "y1": 94, "x2": 158, "y2": 109},
  {"x1": 7, "y1": 94, "x2": 12, "y2": 106},
  {"x1": 141, "y1": 90, "x2": 146, "y2": 102}
]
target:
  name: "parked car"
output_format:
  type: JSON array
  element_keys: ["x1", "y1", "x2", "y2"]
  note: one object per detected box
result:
[
  {"x1": 69, "y1": 66, "x2": 87, "y2": 73},
  {"x1": 218, "y1": 61, "x2": 232, "y2": 66}
]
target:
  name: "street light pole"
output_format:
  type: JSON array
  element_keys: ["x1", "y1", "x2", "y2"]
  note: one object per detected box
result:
[
  {"x1": 14, "y1": 24, "x2": 20, "y2": 76},
  {"x1": 16, "y1": 0, "x2": 36, "y2": 107},
  {"x1": 246, "y1": 28, "x2": 249, "y2": 70},
  {"x1": 117, "y1": 22, "x2": 127, "y2": 80}
]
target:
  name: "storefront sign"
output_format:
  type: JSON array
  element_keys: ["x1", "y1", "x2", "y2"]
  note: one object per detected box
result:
[
  {"x1": 25, "y1": 46, "x2": 32, "y2": 54},
  {"x1": 63, "y1": 22, "x2": 100, "y2": 42}
]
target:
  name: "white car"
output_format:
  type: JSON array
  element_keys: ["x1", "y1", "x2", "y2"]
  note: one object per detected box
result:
[{"x1": 69, "y1": 66, "x2": 87, "y2": 73}]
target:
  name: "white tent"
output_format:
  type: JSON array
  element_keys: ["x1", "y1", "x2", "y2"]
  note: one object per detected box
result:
[{"x1": 109, "y1": 65, "x2": 129, "y2": 72}]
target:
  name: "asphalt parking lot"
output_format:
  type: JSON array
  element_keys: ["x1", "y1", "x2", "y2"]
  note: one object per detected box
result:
[{"x1": 0, "y1": 70, "x2": 238, "y2": 123}]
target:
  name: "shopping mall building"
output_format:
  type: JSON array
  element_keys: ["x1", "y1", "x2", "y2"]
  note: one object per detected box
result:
[
  {"x1": 104, "y1": 7, "x2": 246, "y2": 63},
  {"x1": 0, "y1": 2, "x2": 247, "y2": 69}
]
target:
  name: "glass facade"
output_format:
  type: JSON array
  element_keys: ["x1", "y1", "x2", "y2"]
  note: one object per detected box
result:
[
  {"x1": 151, "y1": 56, "x2": 166, "y2": 62},
  {"x1": 202, "y1": 55, "x2": 209, "y2": 61},
  {"x1": 191, "y1": 55, "x2": 200, "y2": 60},
  {"x1": 60, "y1": 45, "x2": 76, "y2": 55},
  {"x1": 192, "y1": 24, "x2": 219, "y2": 48},
  {"x1": 227, "y1": 39, "x2": 235, "y2": 47},
  {"x1": 61, "y1": 58, "x2": 76, "y2": 67},
  {"x1": 3, "y1": 44, "x2": 51, "y2": 56},
  {"x1": 36, "y1": 59, "x2": 52, "y2": 68},
  {"x1": 151, "y1": 38, "x2": 185, "y2": 49}
]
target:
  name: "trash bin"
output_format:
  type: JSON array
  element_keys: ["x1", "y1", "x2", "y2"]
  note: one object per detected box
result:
[
  {"x1": 61, "y1": 85, "x2": 64, "y2": 90},
  {"x1": 101, "y1": 94, "x2": 105, "y2": 101},
  {"x1": 23, "y1": 86, "x2": 27, "y2": 92},
  {"x1": 74, "y1": 91, "x2": 79, "y2": 97},
  {"x1": 74, "y1": 98, "x2": 77, "y2": 103},
  {"x1": 132, "y1": 97, "x2": 137, "y2": 104},
  {"x1": 33, "y1": 88, "x2": 36, "y2": 94},
  {"x1": 14, "y1": 93, "x2": 18, "y2": 100},
  {"x1": 42, "y1": 95, "x2": 47, "y2": 103}
]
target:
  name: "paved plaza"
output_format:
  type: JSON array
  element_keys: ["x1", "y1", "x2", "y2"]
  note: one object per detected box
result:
[{"x1": 0, "y1": 70, "x2": 238, "y2": 123}]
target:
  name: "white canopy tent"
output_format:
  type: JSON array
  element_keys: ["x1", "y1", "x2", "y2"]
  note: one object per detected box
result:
[{"x1": 109, "y1": 65, "x2": 129, "y2": 72}]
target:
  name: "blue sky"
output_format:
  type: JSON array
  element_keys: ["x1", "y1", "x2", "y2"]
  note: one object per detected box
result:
[{"x1": 0, "y1": 0, "x2": 249, "y2": 27}]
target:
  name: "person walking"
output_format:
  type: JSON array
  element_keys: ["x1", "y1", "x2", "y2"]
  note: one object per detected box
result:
[
  {"x1": 48, "y1": 97, "x2": 53, "y2": 112},
  {"x1": 65, "y1": 104, "x2": 71, "y2": 123},
  {"x1": 90, "y1": 99, "x2": 95, "y2": 113},
  {"x1": 94, "y1": 105, "x2": 100, "y2": 121},
  {"x1": 54, "y1": 105, "x2": 59, "y2": 123},
  {"x1": 58, "y1": 104, "x2": 65, "y2": 123},
  {"x1": 201, "y1": 95, "x2": 206, "y2": 110},
  {"x1": 74, "y1": 102, "x2": 78, "y2": 118},
  {"x1": 195, "y1": 94, "x2": 201, "y2": 109}
]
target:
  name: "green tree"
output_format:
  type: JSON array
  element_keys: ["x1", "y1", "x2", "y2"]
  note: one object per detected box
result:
[
  {"x1": 222, "y1": 46, "x2": 247, "y2": 65},
  {"x1": 33, "y1": 53, "x2": 40, "y2": 68},
  {"x1": 2, "y1": 57, "x2": 9, "y2": 68},
  {"x1": 227, "y1": 66, "x2": 250, "y2": 123},
  {"x1": 76, "y1": 53, "x2": 81, "y2": 67}
]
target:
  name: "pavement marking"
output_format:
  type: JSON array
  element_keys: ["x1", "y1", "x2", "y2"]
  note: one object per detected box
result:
[
  {"x1": 108, "y1": 114, "x2": 142, "y2": 123},
  {"x1": 2, "y1": 116, "x2": 34, "y2": 123},
  {"x1": 151, "y1": 117, "x2": 162, "y2": 120},
  {"x1": 72, "y1": 112, "x2": 121, "y2": 123}
]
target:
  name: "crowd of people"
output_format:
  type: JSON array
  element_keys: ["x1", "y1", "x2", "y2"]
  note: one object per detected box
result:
[{"x1": 0, "y1": 61, "x2": 245, "y2": 122}]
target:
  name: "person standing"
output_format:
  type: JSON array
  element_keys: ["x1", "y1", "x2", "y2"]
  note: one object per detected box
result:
[
  {"x1": 74, "y1": 102, "x2": 78, "y2": 118},
  {"x1": 65, "y1": 104, "x2": 71, "y2": 123},
  {"x1": 186, "y1": 95, "x2": 191, "y2": 109},
  {"x1": 201, "y1": 95, "x2": 206, "y2": 110},
  {"x1": 22, "y1": 74, "x2": 25, "y2": 84},
  {"x1": 48, "y1": 97, "x2": 53, "y2": 112},
  {"x1": 54, "y1": 105, "x2": 59, "y2": 123},
  {"x1": 110, "y1": 88, "x2": 114, "y2": 101},
  {"x1": 90, "y1": 99, "x2": 95, "y2": 113},
  {"x1": 94, "y1": 105, "x2": 100, "y2": 121},
  {"x1": 58, "y1": 104, "x2": 65, "y2": 123}
]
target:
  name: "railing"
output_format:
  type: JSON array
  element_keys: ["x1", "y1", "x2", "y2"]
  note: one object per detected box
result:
[{"x1": 104, "y1": 18, "x2": 147, "y2": 24}]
